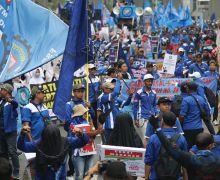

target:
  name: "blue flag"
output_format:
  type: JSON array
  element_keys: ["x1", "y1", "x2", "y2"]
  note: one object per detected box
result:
[
  {"x1": 183, "y1": 6, "x2": 192, "y2": 27},
  {"x1": 210, "y1": 13, "x2": 216, "y2": 23},
  {"x1": 143, "y1": 0, "x2": 151, "y2": 8},
  {"x1": 0, "y1": 0, "x2": 68, "y2": 82},
  {"x1": 164, "y1": 0, "x2": 180, "y2": 30},
  {"x1": 53, "y1": 0, "x2": 89, "y2": 120}
]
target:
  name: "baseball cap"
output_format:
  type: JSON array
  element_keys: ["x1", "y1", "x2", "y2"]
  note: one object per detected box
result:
[
  {"x1": 157, "y1": 97, "x2": 172, "y2": 105},
  {"x1": 178, "y1": 47, "x2": 185, "y2": 52},
  {"x1": 31, "y1": 85, "x2": 44, "y2": 96},
  {"x1": 88, "y1": 64, "x2": 96, "y2": 69},
  {"x1": 195, "y1": 52, "x2": 202, "y2": 57},
  {"x1": 73, "y1": 104, "x2": 88, "y2": 117},
  {"x1": 102, "y1": 82, "x2": 115, "y2": 89},
  {"x1": 143, "y1": 74, "x2": 154, "y2": 81},
  {"x1": 1, "y1": 83, "x2": 13, "y2": 94},
  {"x1": 72, "y1": 84, "x2": 85, "y2": 91},
  {"x1": 188, "y1": 72, "x2": 201, "y2": 78}
]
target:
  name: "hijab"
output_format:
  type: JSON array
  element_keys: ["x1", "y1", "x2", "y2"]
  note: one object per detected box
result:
[{"x1": 108, "y1": 113, "x2": 143, "y2": 148}]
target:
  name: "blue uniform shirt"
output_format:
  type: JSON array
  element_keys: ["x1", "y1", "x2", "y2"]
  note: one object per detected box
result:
[
  {"x1": 203, "y1": 70, "x2": 220, "y2": 79},
  {"x1": 145, "y1": 114, "x2": 183, "y2": 138},
  {"x1": 191, "y1": 135, "x2": 220, "y2": 156},
  {"x1": 22, "y1": 102, "x2": 50, "y2": 141},
  {"x1": 83, "y1": 75, "x2": 101, "y2": 103},
  {"x1": 179, "y1": 93, "x2": 210, "y2": 130},
  {"x1": 175, "y1": 62, "x2": 185, "y2": 78},
  {"x1": 0, "y1": 99, "x2": 18, "y2": 133},
  {"x1": 144, "y1": 128, "x2": 188, "y2": 180},
  {"x1": 98, "y1": 80, "x2": 131, "y2": 129},
  {"x1": 189, "y1": 62, "x2": 209, "y2": 76},
  {"x1": 133, "y1": 87, "x2": 158, "y2": 120}
]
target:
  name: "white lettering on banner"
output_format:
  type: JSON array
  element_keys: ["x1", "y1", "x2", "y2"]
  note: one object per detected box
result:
[
  {"x1": 42, "y1": 48, "x2": 57, "y2": 63},
  {"x1": 0, "y1": 19, "x2": 5, "y2": 29},
  {"x1": 0, "y1": 5, "x2": 8, "y2": 17}
]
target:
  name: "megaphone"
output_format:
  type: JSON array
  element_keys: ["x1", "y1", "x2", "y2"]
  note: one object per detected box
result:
[
  {"x1": 135, "y1": 7, "x2": 144, "y2": 16},
  {"x1": 113, "y1": 6, "x2": 120, "y2": 16},
  {"x1": 144, "y1": 7, "x2": 153, "y2": 15}
]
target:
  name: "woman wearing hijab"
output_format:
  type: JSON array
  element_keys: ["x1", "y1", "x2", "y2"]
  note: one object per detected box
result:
[
  {"x1": 29, "y1": 68, "x2": 45, "y2": 85},
  {"x1": 108, "y1": 113, "x2": 143, "y2": 148},
  {"x1": 17, "y1": 124, "x2": 89, "y2": 180}
]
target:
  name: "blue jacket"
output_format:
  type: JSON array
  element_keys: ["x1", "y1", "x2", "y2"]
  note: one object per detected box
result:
[
  {"x1": 145, "y1": 116, "x2": 183, "y2": 138},
  {"x1": 144, "y1": 128, "x2": 188, "y2": 180},
  {"x1": 64, "y1": 97, "x2": 95, "y2": 130},
  {"x1": 154, "y1": 130, "x2": 220, "y2": 179},
  {"x1": 66, "y1": 116, "x2": 88, "y2": 136},
  {"x1": 203, "y1": 70, "x2": 220, "y2": 79},
  {"x1": 133, "y1": 87, "x2": 158, "y2": 120},
  {"x1": 97, "y1": 80, "x2": 131, "y2": 129},
  {"x1": 175, "y1": 62, "x2": 185, "y2": 78},
  {"x1": 17, "y1": 134, "x2": 89, "y2": 180},
  {"x1": 189, "y1": 62, "x2": 209, "y2": 76},
  {"x1": 83, "y1": 75, "x2": 101, "y2": 103},
  {"x1": 1, "y1": 99, "x2": 18, "y2": 133},
  {"x1": 191, "y1": 135, "x2": 220, "y2": 156},
  {"x1": 22, "y1": 102, "x2": 50, "y2": 141},
  {"x1": 179, "y1": 93, "x2": 210, "y2": 130}
]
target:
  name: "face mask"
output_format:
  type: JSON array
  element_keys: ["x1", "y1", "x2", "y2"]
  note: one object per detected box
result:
[{"x1": 35, "y1": 72, "x2": 40, "y2": 78}]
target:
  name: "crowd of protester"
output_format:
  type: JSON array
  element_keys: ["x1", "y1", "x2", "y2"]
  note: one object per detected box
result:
[{"x1": 1, "y1": 9, "x2": 220, "y2": 180}]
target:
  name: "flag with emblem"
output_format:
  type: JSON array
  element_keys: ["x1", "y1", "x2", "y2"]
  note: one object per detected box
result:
[{"x1": 0, "y1": 0, "x2": 68, "y2": 82}]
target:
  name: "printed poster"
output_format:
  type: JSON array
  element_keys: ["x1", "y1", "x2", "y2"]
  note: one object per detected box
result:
[{"x1": 162, "y1": 54, "x2": 177, "y2": 75}]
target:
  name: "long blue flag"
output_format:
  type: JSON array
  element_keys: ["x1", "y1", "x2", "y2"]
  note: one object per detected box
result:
[
  {"x1": 0, "y1": 0, "x2": 68, "y2": 82},
  {"x1": 53, "y1": 0, "x2": 88, "y2": 120}
]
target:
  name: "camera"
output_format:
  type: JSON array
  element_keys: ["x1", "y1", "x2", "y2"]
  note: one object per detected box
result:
[{"x1": 98, "y1": 160, "x2": 113, "y2": 174}]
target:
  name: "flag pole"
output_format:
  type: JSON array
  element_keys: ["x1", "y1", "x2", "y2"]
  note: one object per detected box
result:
[{"x1": 86, "y1": 0, "x2": 89, "y2": 122}]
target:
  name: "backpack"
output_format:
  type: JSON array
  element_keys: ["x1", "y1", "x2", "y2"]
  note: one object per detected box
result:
[
  {"x1": 155, "y1": 134, "x2": 181, "y2": 180},
  {"x1": 171, "y1": 95, "x2": 183, "y2": 117},
  {"x1": 204, "y1": 86, "x2": 216, "y2": 108}
]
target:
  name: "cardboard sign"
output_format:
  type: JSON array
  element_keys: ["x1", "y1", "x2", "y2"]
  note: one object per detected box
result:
[
  {"x1": 98, "y1": 145, "x2": 145, "y2": 177},
  {"x1": 162, "y1": 54, "x2": 177, "y2": 75},
  {"x1": 75, "y1": 124, "x2": 96, "y2": 156},
  {"x1": 109, "y1": 48, "x2": 117, "y2": 63}
]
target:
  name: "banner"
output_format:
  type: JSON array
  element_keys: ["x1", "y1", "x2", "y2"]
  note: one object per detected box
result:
[
  {"x1": 0, "y1": 0, "x2": 68, "y2": 82},
  {"x1": 120, "y1": 77, "x2": 217, "y2": 100},
  {"x1": 109, "y1": 48, "x2": 117, "y2": 63},
  {"x1": 131, "y1": 59, "x2": 163, "y2": 79},
  {"x1": 162, "y1": 54, "x2": 177, "y2": 75},
  {"x1": 98, "y1": 145, "x2": 146, "y2": 177}
]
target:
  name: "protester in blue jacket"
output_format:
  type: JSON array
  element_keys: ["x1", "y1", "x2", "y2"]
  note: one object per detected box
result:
[
  {"x1": 179, "y1": 82, "x2": 211, "y2": 149},
  {"x1": 22, "y1": 85, "x2": 50, "y2": 141},
  {"x1": 189, "y1": 53, "x2": 209, "y2": 76},
  {"x1": 17, "y1": 124, "x2": 89, "y2": 180},
  {"x1": 133, "y1": 74, "x2": 158, "y2": 140},
  {"x1": 145, "y1": 112, "x2": 188, "y2": 180},
  {"x1": 145, "y1": 97, "x2": 183, "y2": 144},
  {"x1": 203, "y1": 60, "x2": 220, "y2": 124},
  {"x1": 0, "y1": 83, "x2": 19, "y2": 179},
  {"x1": 65, "y1": 84, "x2": 95, "y2": 131},
  {"x1": 68, "y1": 104, "x2": 103, "y2": 180},
  {"x1": 83, "y1": 64, "x2": 101, "y2": 129},
  {"x1": 97, "y1": 79, "x2": 133, "y2": 143}
]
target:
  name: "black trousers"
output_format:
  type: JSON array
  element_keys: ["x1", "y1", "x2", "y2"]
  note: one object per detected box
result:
[
  {"x1": 91, "y1": 101, "x2": 98, "y2": 129},
  {"x1": 184, "y1": 128, "x2": 203, "y2": 149}
]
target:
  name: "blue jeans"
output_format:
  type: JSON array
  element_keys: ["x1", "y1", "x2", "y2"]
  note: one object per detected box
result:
[
  {"x1": 0, "y1": 130, "x2": 19, "y2": 178},
  {"x1": 104, "y1": 129, "x2": 113, "y2": 144},
  {"x1": 72, "y1": 155, "x2": 94, "y2": 180}
]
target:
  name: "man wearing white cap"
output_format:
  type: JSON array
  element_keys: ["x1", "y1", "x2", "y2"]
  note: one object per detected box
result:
[{"x1": 133, "y1": 74, "x2": 158, "y2": 141}]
